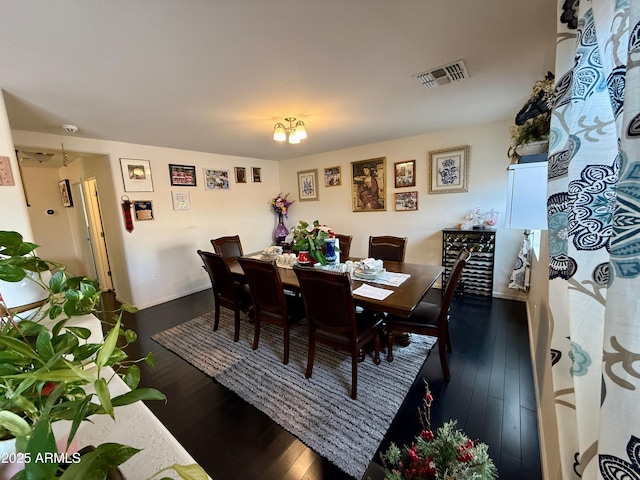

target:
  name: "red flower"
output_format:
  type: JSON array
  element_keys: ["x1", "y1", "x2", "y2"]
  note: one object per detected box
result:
[
  {"x1": 420, "y1": 429, "x2": 434, "y2": 441},
  {"x1": 425, "y1": 392, "x2": 433, "y2": 403},
  {"x1": 41, "y1": 382, "x2": 57, "y2": 396}
]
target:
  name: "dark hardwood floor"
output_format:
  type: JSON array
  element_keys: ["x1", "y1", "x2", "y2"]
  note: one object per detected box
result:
[{"x1": 108, "y1": 288, "x2": 541, "y2": 479}]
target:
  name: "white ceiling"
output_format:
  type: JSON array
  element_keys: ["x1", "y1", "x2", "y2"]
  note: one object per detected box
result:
[{"x1": 0, "y1": 1, "x2": 557, "y2": 162}]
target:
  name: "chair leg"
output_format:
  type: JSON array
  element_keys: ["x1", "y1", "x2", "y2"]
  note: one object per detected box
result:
[
  {"x1": 252, "y1": 319, "x2": 261, "y2": 350},
  {"x1": 351, "y1": 354, "x2": 358, "y2": 400},
  {"x1": 373, "y1": 332, "x2": 381, "y2": 365},
  {"x1": 305, "y1": 333, "x2": 315, "y2": 379},
  {"x1": 283, "y1": 326, "x2": 290, "y2": 365},
  {"x1": 438, "y1": 340, "x2": 451, "y2": 380},
  {"x1": 233, "y1": 309, "x2": 240, "y2": 342},
  {"x1": 213, "y1": 301, "x2": 220, "y2": 331},
  {"x1": 386, "y1": 330, "x2": 394, "y2": 362},
  {"x1": 446, "y1": 323, "x2": 452, "y2": 352}
]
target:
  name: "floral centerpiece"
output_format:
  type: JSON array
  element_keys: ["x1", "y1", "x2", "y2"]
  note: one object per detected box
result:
[
  {"x1": 380, "y1": 381, "x2": 498, "y2": 480},
  {"x1": 271, "y1": 193, "x2": 294, "y2": 218},
  {"x1": 291, "y1": 220, "x2": 334, "y2": 265}
]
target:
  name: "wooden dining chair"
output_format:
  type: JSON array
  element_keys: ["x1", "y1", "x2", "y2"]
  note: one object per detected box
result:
[
  {"x1": 237, "y1": 257, "x2": 304, "y2": 364},
  {"x1": 211, "y1": 235, "x2": 244, "y2": 261},
  {"x1": 368, "y1": 235, "x2": 407, "y2": 262},
  {"x1": 333, "y1": 234, "x2": 352, "y2": 259},
  {"x1": 385, "y1": 249, "x2": 470, "y2": 380},
  {"x1": 197, "y1": 250, "x2": 251, "y2": 342},
  {"x1": 293, "y1": 265, "x2": 384, "y2": 400}
]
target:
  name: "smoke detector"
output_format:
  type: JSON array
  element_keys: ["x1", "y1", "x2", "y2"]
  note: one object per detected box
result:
[
  {"x1": 413, "y1": 60, "x2": 469, "y2": 90},
  {"x1": 62, "y1": 124, "x2": 79, "y2": 133}
]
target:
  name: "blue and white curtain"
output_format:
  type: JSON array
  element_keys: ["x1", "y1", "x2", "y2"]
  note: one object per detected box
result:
[{"x1": 548, "y1": 1, "x2": 640, "y2": 479}]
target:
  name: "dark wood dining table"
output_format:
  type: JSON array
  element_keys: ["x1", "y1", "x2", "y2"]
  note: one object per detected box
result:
[{"x1": 229, "y1": 255, "x2": 443, "y2": 318}]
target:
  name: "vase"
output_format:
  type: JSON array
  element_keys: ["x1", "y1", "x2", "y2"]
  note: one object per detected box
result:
[
  {"x1": 297, "y1": 251, "x2": 311, "y2": 265},
  {"x1": 324, "y1": 238, "x2": 338, "y2": 265},
  {"x1": 273, "y1": 213, "x2": 289, "y2": 245}
]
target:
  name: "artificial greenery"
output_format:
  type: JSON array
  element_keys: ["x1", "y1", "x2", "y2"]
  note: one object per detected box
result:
[
  {"x1": 0, "y1": 230, "x2": 171, "y2": 479},
  {"x1": 291, "y1": 220, "x2": 335, "y2": 266}
]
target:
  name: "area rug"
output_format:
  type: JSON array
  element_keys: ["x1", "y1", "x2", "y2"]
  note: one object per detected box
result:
[{"x1": 152, "y1": 310, "x2": 436, "y2": 479}]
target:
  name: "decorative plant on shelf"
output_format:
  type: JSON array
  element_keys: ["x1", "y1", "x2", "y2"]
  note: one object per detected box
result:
[
  {"x1": 0, "y1": 230, "x2": 204, "y2": 479},
  {"x1": 291, "y1": 220, "x2": 335, "y2": 265},
  {"x1": 507, "y1": 72, "x2": 555, "y2": 162},
  {"x1": 380, "y1": 381, "x2": 498, "y2": 480}
]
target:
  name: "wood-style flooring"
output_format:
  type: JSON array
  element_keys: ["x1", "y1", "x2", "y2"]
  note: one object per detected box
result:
[{"x1": 109, "y1": 288, "x2": 541, "y2": 479}]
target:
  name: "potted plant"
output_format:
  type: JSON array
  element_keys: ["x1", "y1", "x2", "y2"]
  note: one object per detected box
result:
[
  {"x1": 290, "y1": 220, "x2": 335, "y2": 265},
  {"x1": 0, "y1": 230, "x2": 177, "y2": 479}
]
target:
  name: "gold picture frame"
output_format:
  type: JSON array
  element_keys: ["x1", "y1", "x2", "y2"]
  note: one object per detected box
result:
[
  {"x1": 428, "y1": 146, "x2": 470, "y2": 194},
  {"x1": 324, "y1": 166, "x2": 341, "y2": 187},
  {"x1": 351, "y1": 157, "x2": 386, "y2": 212},
  {"x1": 297, "y1": 169, "x2": 319, "y2": 201}
]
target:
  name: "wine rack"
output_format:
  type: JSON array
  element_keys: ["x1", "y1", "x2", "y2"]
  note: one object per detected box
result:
[{"x1": 442, "y1": 229, "x2": 496, "y2": 297}]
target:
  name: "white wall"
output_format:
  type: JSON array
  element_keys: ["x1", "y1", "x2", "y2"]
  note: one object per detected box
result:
[
  {"x1": 279, "y1": 119, "x2": 528, "y2": 300},
  {"x1": 10, "y1": 130, "x2": 280, "y2": 309}
]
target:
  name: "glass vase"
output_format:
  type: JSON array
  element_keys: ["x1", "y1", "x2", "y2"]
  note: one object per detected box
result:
[
  {"x1": 324, "y1": 238, "x2": 338, "y2": 265},
  {"x1": 273, "y1": 213, "x2": 289, "y2": 245}
]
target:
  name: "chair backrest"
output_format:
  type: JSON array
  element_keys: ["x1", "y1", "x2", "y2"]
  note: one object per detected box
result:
[
  {"x1": 211, "y1": 235, "x2": 244, "y2": 259},
  {"x1": 439, "y1": 249, "x2": 470, "y2": 320},
  {"x1": 293, "y1": 266, "x2": 356, "y2": 338},
  {"x1": 197, "y1": 250, "x2": 237, "y2": 302},
  {"x1": 238, "y1": 257, "x2": 287, "y2": 321},
  {"x1": 368, "y1": 235, "x2": 407, "y2": 262},
  {"x1": 333, "y1": 234, "x2": 352, "y2": 259}
]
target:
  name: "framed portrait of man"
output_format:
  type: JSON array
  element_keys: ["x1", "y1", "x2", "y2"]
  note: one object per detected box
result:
[{"x1": 351, "y1": 157, "x2": 386, "y2": 212}]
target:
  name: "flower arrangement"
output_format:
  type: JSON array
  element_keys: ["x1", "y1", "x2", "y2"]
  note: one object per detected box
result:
[
  {"x1": 271, "y1": 193, "x2": 294, "y2": 218},
  {"x1": 380, "y1": 381, "x2": 498, "y2": 480},
  {"x1": 291, "y1": 220, "x2": 334, "y2": 265}
]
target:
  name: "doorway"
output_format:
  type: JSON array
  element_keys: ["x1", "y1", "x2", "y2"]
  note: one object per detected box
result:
[{"x1": 81, "y1": 177, "x2": 113, "y2": 291}]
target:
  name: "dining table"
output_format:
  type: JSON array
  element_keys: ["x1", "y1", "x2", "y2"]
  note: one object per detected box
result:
[{"x1": 229, "y1": 254, "x2": 443, "y2": 318}]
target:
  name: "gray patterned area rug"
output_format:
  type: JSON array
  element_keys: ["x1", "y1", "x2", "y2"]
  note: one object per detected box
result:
[{"x1": 152, "y1": 310, "x2": 436, "y2": 479}]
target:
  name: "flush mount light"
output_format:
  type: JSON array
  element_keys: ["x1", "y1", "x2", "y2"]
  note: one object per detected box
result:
[
  {"x1": 62, "y1": 124, "x2": 79, "y2": 133},
  {"x1": 273, "y1": 117, "x2": 307, "y2": 144}
]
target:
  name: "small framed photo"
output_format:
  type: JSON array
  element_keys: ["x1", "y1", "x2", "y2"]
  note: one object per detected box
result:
[
  {"x1": 394, "y1": 160, "x2": 416, "y2": 188},
  {"x1": 252, "y1": 167, "x2": 262, "y2": 183},
  {"x1": 351, "y1": 157, "x2": 386, "y2": 212},
  {"x1": 171, "y1": 191, "x2": 190, "y2": 210},
  {"x1": 395, "y1": 191, "x2": 418, "y2": 211},
  {"x1": 429, "y1": 145, "x2": 470, "y2": 194},
  {"x1": 235, "y1": 167, "x2": 247, "y2": 183},
  {"x1": 297, "y1": 169, "x2": 319, "y2": 201},
  {"x1": 120, "y1": 158, "x2": 154, "y2": 192},
  {"x1": 133, "y1": 200, "x2": 154, "y2": 221},
  {"x1": 169, "y1": 164, "x2": 197, "y2": 187},
  {"x1": 58, "y1": 179, "x2": 73, "y2": 207},
  {"x1": 324, "y1": 166, "x2": 341, "y2": 187},
  {"x1": 204, "y1": 168, "x2": 230, "y2": 190}
]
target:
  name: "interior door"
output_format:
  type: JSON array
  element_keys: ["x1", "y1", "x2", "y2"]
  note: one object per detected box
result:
[{"x1": 83, "y1": 177, "x2": 114, "y2": 291}]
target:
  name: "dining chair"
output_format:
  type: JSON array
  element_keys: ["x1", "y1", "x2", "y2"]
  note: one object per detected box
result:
[
  {"x1": 368, "y1": 235, "x2": 407, "y2": 262},
  {"x1": 384, "y1": 249, "x2": 470, "y2": 380},
  {"x1": 333, "y1": 234, "x2": 352, "y2": 259},
  {"x1": 237, "y1": 257, "x2": 304, "y2": 364},
  {"x1": 293, "y1": 265, "x2": 384, "y2": 400},
  {"x1": 211, "y1": 235, "x2": 244, "y2": 261},
  {"x1": 197, "y1": 250, "x2": 251, "y2": 342}
]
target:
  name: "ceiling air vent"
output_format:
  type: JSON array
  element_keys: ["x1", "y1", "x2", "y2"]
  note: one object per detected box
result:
[{"x1": 414, "y1": 60, "x2": 469, "y2": 90}]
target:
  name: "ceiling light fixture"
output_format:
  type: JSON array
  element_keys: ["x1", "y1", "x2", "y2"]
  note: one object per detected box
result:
[{"x1": 273, "y1": 117, "x2": 307, "y2": 144}]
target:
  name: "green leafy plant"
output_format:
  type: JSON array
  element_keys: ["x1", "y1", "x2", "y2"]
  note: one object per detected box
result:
[
  {"x1": 380, "y1": 381, "x2": 498, "y2": 480},
  {"x1": 291, "y1": 220, "x2": 335, "y2": 265},
  {"x1": 0, "y1": 230, "x2": 173, "y2": 479}
]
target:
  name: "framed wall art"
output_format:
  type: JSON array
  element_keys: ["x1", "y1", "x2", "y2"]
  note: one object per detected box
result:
[
  {"x1": 324, "y1": 166, "x2": 341, "y2": 187},
  {"x1": 394, "y1": 160, "x2": 416, "y2": 188},
  {"x1": 234, "y1": 167, "x2": 247, "y2": 183},
  {"x1": 252, "y1": 167, "x2": 262, "y2": 183},
  {"x1": 204, "y1": 168, "x2": 230, "y2": 190},
  {"x1": 351, "y1": 157, "x2": 386, "y2": 212},
  {"x1": 58, "y1": 179, "x2": 73, "y2": 207},
  {"x1": 169, "y1": 164, "x2": 197, "y2": 187},
  {"x1": 429, "y1": 145, "x2": 469, "y2": 194},
  {"x1": 120, "y1": 158, "x2": 154, "y2": 192},
  {"x1": 394, "y1": 191, "x2": 418, "y2": 211},
  {"x1": 297, "y1": 169, "x2": 319, "y2": 201},
  {"x1": 171, "y1": 191, "x2": 191, "y2": 210},
  {"x1": 133, "y1": 200, "x2": 154, "y2": 221}
]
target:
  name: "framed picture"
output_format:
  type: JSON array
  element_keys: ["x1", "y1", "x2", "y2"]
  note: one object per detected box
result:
[
  {"x1": 351, "y1": 157, "x2": 386, "y2": 212},
  {"x1": 324, "y1": 166, "x2": 341, "y2": 187},
  {"x1": 394, "y1": 160, "x2": 416, "y2": 188},
  {"x1": 235, "y1": 167, "x2": 247, "y2": 183},
  {"x1": 58, "y1": 179, "x2": 73, "y2": 207},
  {"x1": 204, "y1": 168, "x2": 230, "y2": 190},
  {"x1": 120, "y1": 158, "x2": 154, "y2": 192},
  {"x1": 252, "y1": 167, "x2": 262, "y2": 183},
  {"x1": 171, "y1": 191, "x2": 190, "y2": 210},
  {"x1": 133, "y1": 200, "x2": 154, "y2": 221},
  {"x1": 395, "y1": 191, "x2": 418, "y2": 211},
  {"x1": 429, "y1": 146, "x2": 470, "y2": 194},
  {"x1": 169, "y1": 164, "x2": 197, "y2": 187},
  {"x1": 297, "y1": 169, "x2": 319, "y2": 201}
]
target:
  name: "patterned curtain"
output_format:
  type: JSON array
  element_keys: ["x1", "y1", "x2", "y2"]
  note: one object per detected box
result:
[
  {"x1": 548, "y1": 1, "x2": 640, "y2": 479},
  {"x1": 509, "y1": 231, "x2": 532, "y2": 292}
]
